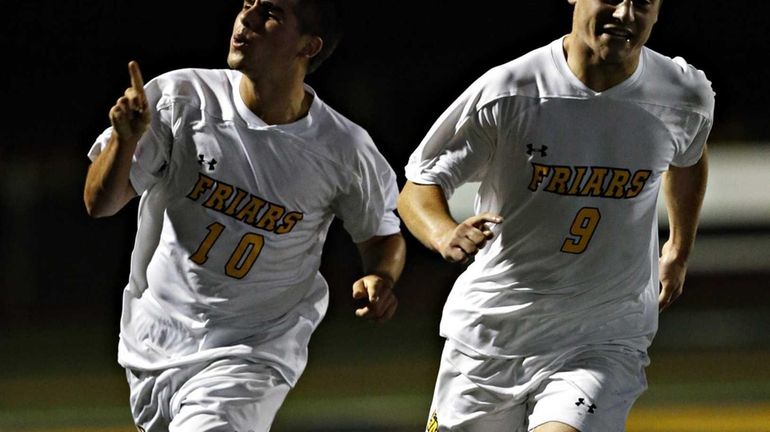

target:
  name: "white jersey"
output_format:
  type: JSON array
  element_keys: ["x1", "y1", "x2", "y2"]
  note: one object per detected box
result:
[
  {"x1": 405, "y1": 37, "x2": 714, "y2": 358},
  {"x1": 89, "y1": 68, "x2": 401, "y2": 385}
]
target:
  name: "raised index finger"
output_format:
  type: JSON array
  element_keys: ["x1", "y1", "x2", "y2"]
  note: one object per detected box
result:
[{"x1": 128, "y1": 60, "x2": 145, "y2": 90}]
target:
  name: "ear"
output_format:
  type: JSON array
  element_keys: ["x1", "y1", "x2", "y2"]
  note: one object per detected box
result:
[{"x1": 300, "y1": 36, "x2": 324, "y2": 60}]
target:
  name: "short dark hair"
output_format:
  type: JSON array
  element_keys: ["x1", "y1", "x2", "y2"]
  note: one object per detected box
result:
[{"x1": 293, "y1": 0, "x2": 342, "y2": 74}]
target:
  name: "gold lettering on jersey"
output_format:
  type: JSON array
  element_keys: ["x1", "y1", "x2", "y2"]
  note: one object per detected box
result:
[
  {"x1": 275, "y1": 212, "x2": 304, "y2": 234},
  {"x1": 186, "y1": 173, "x2": 304, "y2": 234},
  {"x1": 528, "y1": 164, "x2": 550, "y2": 191},
  {"x1": 625, "y1": 170, "x2": 652, "y2": 198},
  {"x1": 224, "y1": 188, "x2": 250, "y2": 216},
  {"x1": 255, "y1": 204, "x2": 285, "y2": 231},
  {"x1": 204, "y1": 182, "x2": 235, "y2": 211},
  {"x1": 234, "y1": 196, "x2": 267, "y2": 225},
  {"x1": 187, "y1": 173, "x2": 216, "y2": 200},
  {"x1": 568, "y1": 166, "x2": 588, "y2": 195},
  {"x1": 604, "y1": 168, "x2": 631, "y2": 198},
  {"x1": 528, "y1": 163, "x2": 652, "y2": 199},
  {"x1": 426, "y1": 410, "x2": 439, "y2": 432},
  {"x1": 580, "y1": 167, "x2": 609, "y2": 196},
  {"x1": 545, "y1": 165, "x2": 572, "y2": 194}
]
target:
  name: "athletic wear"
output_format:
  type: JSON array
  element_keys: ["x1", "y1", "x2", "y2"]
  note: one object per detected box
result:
[
  {"x1": 405, "y1": 37, "x2": 714, "y2": 358},
  {"x1": 408, "y1": 36, "x2": 714, "y2": 431},
  {"x1": 89, "y1": 68, "x2": 401, "y2": 387},
  {"x1": 426, "y1": 339, "x2": 649, "y2": 432},
  {"x1": 127, "y1": 357, "x2": 291, "y2": 432}
]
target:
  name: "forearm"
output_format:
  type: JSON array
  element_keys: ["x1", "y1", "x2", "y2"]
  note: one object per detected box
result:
[
  {"x1": 396, "y1": 181, "x2": 458, "y2": 252},
  {"x1": 83, "y1": 132, "x2": 139, "y2": 218},
  {"x1": 357, "y1": 233, "x2": 407, "y2": 284},
  {"x1": 663, "y1": 149, "x2": 709, "y2": 262}
]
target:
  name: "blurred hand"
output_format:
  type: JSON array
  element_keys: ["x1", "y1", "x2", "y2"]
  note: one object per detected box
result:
[
  {"x1": 437, "y1": 213, "x2": 502, "y2": 264},
  {"x1": 109, "y1": 60, "x2": 150, "y2": 141},
  {"x1": 352, "y1": 274, "x2": 398, "y2": 323},
  {"x1": 658, "y1": 240, "x2": 688, "y2": 312}
]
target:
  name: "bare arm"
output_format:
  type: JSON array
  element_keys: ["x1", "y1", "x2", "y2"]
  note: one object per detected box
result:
[
  {"x1": 659, "y1": 148, "x2": 709, "y2": 311},
  {"x1": 352, "y1": 232, "x2": 407, "y2": 323},
  {"x1": 397, "y1": 181, "x2": 502, "y2": 264},
  {"x1": 83, "y1": 61, "x2": 150, "y2": 218}
]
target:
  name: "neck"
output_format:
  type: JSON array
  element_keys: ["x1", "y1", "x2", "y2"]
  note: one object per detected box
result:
[
  {"x1": 562, "y1": 35, "x2": 640, "y2": 92},
  {"x1": 238, "y1": 72, "x2": 311, "y2": 125}
]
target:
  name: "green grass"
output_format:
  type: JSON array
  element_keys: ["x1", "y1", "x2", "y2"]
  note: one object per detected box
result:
[{"x1": 2, "y1": 315, "x2": 770, "y2": 431}]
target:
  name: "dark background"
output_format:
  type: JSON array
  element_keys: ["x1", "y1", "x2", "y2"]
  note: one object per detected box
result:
[
  {"x1": 2, "y1": 1, "x2": 770, "y2": 430},
  {"x1": 1, "y1": 0, "x2": 768, "y2": 359}
]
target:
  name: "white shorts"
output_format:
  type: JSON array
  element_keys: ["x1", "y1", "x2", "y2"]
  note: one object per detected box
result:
[
  {"x1": 126, "y1": 357, "x2": 291, "y2": 432},
  {"x1": 425, "y1": 339, "x2": 649, "y2": 432}
]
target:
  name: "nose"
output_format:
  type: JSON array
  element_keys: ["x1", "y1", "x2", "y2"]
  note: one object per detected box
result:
[{"x1": 613, "y1": 0, "x2": 635, "y2": 22}]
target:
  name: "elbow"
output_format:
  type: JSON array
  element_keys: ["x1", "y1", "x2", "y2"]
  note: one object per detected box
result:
[
  {"x1": 83, "y1": 196, "x2": 106, "y2": 218},
  {"x1": 83, "y1": 189, "x2": 116, "y2": 218}
]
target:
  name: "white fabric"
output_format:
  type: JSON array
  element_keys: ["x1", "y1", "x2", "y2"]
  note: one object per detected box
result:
[
  {"x1": 405, "y1": 37, "x2": 715, "y2": 358},
  {"x1": 425, "y1": 339, "x2": 649, "y2": 431},
  {"x1": 89, "y1": 68, "x2": 400, "y2": 385},
  {"x1": 126, "y1": 357, "x2": 291, "y2": 432}
]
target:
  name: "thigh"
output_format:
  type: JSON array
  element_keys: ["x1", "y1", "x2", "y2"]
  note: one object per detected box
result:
[
  {"x1": 169, "y1": 358, "x2": 291, "y2": 432},
  {"x1": 425, "y1": 341, "x2": 528, "y2": 432},
  {"x1": 126, "y1": 365, "x2": 201, "y2": 432},
  {"x1": 527, "y1": 345, "x2": 649, "y2": 432}
]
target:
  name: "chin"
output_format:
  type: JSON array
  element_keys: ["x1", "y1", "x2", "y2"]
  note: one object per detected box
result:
[
  {"x1": 226, "y1": 53, "x2": 242, "y2": 70},
  {"x1": 597, "y1": 44, "x2": 635, "y2": 64}
]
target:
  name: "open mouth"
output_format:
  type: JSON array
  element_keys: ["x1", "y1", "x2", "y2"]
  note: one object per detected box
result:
[
  {"x1": 232, "y1": 31, "x2": 252, "y2": 47},
  {"x1": 601, "y1": 26, "x2": 634, "y2": 40}
]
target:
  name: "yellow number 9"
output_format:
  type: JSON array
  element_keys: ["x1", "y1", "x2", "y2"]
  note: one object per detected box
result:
[{"x1": 561, "y1": 207, "x2": 601, "y2": 254}]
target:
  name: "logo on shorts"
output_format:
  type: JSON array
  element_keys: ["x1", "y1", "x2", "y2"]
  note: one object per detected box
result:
[
  {"x1": 575, "y1": 397, "x2": 598, "y2": 414},
  {"x1": 426, "y1": 410, "x2": 439, "y2": 432}
]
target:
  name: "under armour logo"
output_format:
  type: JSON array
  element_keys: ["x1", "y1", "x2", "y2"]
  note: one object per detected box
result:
[
  {"x1": 526, "y1": 144, "x2": 548, "y2": 157},
  {"x1": 198, "y1": 154, "x2": 218, "y2": 171},
  {"x1": 575, "y1": 398, "x2": 597, "y2": 413}
]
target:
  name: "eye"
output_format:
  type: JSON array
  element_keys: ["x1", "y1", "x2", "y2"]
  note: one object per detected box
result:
[
  {"x1": 260, "y1": 8, "x2": 277, "y2": 20},
  {"x1": 258, "y1": 3, "x2": 283, "y2": 21}
]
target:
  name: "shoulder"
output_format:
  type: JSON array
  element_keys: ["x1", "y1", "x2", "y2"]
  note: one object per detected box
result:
[
  {"x1": 149, "y1": 68, "x2": 233, "y2": 96},
  {"x1": 462, "y1": 40, "x2": 563, "y2": 110},
  {"x1": 305, "y1": 94, "x2": 392, "y2": 175},
  {"x1": 640, "y1": 47, "x2": 715, "y2": 115},
  {"x1": 146, "y1": 68, "x2": 238, "y2": 119},
  {"x1": 309, "y1": 93, "x2": 376, "y2": 152}
]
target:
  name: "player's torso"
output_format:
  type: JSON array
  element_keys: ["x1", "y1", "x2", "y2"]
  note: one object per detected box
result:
[
  {"x1": 143, "y1": 102, "x2": 348, "y2": 320},
  {"x1": 476, "y1": 96, "x2": 672, "y2": 290},
  {"x1": 444, "y1": 96, "x2": 676, "y2": 356},
  {"x1": 169, "y1": 121, "x2": 337, "y2": 272}
]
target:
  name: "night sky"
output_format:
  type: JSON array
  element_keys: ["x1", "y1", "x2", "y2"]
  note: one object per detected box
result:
[{"x1": 4, "y1": 1, "x2": 770, "y2": 165}]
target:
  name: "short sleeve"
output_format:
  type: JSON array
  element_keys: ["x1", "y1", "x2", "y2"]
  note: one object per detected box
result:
[
  {"x1": 331, "y1": 138, "x2": 401, "y2": 244},
  {"x1": 671, "y1": 114, "x2": 712, "y2": 167},
  {"x1": 670, "y1": 61, "x2": 715, "y2": 168},
  {"x1": 404, "y1": 78, "x2": 497, "y2": 199}
]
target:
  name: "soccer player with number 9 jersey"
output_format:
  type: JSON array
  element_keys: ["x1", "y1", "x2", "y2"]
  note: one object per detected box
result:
[{"x1": 398, "y1": 0, "x2": 713, "y2": 430}]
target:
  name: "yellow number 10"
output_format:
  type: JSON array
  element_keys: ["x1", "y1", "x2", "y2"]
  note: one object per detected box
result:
[
  {"x1": 561, "y1": 207, "x2": 601, "y2": 254},
  {"x1": 190, "y1": 222, "x2": 265, "y2": 279}
]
